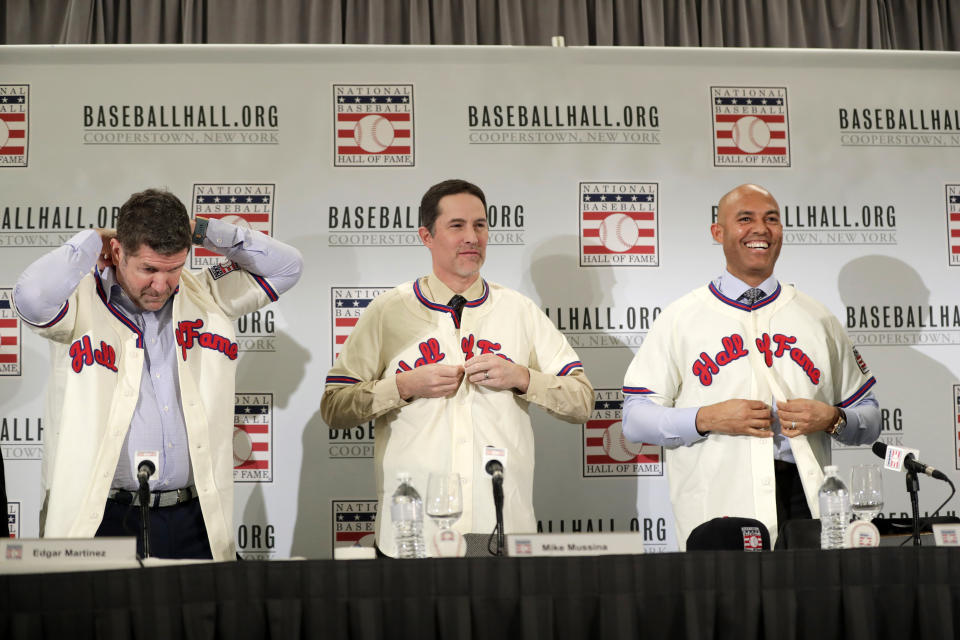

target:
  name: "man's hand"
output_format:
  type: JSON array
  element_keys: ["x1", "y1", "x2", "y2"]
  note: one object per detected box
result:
[
  {"x1": 696, "y1": 399, "x2": 773, "y2": 438},
  {"x1": 96, "y1": 229, "x2": 117, "y2": 270},
  {"x1": 464, "y1": 354, "x2": 530, "y2": 393},
  {"x1": 777, "y1": 398, "x2": 839, "y2": 437},
  {"x1": 396, "y1": 363, "x2": 464, "y2": 400}
]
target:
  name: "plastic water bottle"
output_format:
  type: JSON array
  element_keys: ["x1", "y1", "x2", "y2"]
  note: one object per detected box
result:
[
  {"x1": 819, "y1": 465, "x2": 851, "y2": 550},
  {"x1": 391, "y1": 473, "x2": 426, "y2": 558}
]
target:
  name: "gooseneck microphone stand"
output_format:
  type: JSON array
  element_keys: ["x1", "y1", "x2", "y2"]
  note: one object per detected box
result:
[{"x1": 906, "y1": 469, "x2": 921, "y2": 546}]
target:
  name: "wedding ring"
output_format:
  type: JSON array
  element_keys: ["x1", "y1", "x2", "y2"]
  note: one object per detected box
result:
[
  {"x1": 791, "y1": 421, "x2": 796, "y2": 430},
  {"x1": 484, "y1": 371, "x2": 490, "y2": 380}
]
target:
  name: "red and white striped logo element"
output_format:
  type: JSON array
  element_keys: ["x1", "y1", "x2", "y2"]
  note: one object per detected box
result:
[
  {"x1": 331, "y1": 287, "x2": 390, "y2": 363},
  {"x1": 712, "y1": 86, "x2": 790, "y2": 167},
  {"x1": 234, "y1": 393, "x2": 273, "y2": 483},
  {"x1": 580, "y1": 182, "x2": 659, "y2": 267},
  {"x1": 0, "y1": 289, "x2": 21, "y2": 376},
  {"x1": 334, "y1": 85, "x2": 414, "y2": 167},
  {"x1": 0, "y1": 85, "x2": 28, "y2": 167},
  {"x1": 583, "y1": 390, "x2": 663, "y2": 477},
  {"x1": 947, "y1": 185, "x2": 960, "y2": 266},
  {"x1": 190, "y1": 183, "x2": 275, "y2": 269}
]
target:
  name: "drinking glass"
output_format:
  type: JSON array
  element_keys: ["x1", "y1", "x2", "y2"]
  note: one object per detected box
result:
[
  {"x1": 850, "y1": 464, "x2": 884, "y2": 521},
  {"x1": 425, "y1": 472, "x2": 463, "y2": 529}
]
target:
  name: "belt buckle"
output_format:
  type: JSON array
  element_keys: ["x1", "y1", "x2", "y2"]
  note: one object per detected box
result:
[{"x1": 176, "y1": 488, "x2": 191, "y2": 504}]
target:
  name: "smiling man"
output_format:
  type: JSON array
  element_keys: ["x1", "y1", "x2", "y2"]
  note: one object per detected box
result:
[
  {"x1": 14, "y1": 188, "x2": 302, "y2": 560},
  {"x1": 621, "y1": 184, "x2": 880, "y2": 549},
  {"x1": 321, "y1": 179, "x2": 593, "y2": 557}
]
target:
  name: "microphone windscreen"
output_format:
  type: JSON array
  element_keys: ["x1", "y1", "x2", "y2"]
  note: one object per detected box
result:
[{"x1": 871, "y1": 441, "x2": 887, "y2": 459}]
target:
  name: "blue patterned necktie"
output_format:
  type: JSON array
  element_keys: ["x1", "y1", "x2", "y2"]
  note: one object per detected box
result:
[{"x1": 740, "y1": 288, "x2": 766, "y2": 305}]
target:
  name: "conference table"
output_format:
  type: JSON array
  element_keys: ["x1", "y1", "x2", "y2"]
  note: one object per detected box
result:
[{"x1": 2, "y1": 547, "x2": 959, "y2": 639}]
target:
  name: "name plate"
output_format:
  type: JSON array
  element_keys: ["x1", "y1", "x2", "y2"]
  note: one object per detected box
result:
[
  {"x1": 506, "y1": 532, "x2": 644, "y2": 557},
  {"x1": 932, "y1": 524, "x2": 960, "y2": 547},
  {"x1": 0, "y1": 537, "x2": 138, "y2": 574}
]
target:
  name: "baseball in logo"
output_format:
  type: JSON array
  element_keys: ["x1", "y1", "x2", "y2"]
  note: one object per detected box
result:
[
  {"x1": 583, "y1": 389, "x2": 662, "y2": 477},
  {"x1": 334, "y1": 84, "x2": 414, "y2": 167},
  {"x1": 0, "y1": 289, "x2": 21, "y2": 376},
  {"x1": 332, "y1": 500, "x2": 377, "y2": 551},
  {"x1": 712, "y1": 86, "x2": 790, "y2": 167},
  {"x1": 191, "y1": 183, "x2": 275, "y2": 269},
  {"x1": 580, "y1": 182, "x2": 659, "y2": 267},
  {"x1": 947, "y1": 185, "x2": 960, "y2": 266},
  {"x1": 0, "y1": 85, "x2": 28, "y2": 167},
  {"x1": 234, "y1": 393, "x2": 273, "y2": 482}
]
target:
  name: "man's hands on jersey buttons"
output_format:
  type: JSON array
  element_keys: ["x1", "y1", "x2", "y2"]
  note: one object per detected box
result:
[
  {"x1": 395, "y1": 363, "x2": 464, "y2": 400},
  {"x1": 464, "y1": 354, "x2": 530, "y2": 393},
  {"x1": 696, "y1": 399, "x2": 773, "y2": 438},
  {"x1": 777, "y1": 398, "x2": 838, "y2": 437}
]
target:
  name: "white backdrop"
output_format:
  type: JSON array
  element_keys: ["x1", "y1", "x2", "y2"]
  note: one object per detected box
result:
[{"x1": 2, "y1": 45, "x2": 959, "y2": 557}]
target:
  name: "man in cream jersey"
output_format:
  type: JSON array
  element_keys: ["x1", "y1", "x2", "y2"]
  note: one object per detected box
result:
[
  {"x1": 322, "y1": 179, "x2": 593, "y2": 557},
  {"x1": 622, "y1": 184, "x2": 880, "y2": 549},
  {"x1": 14, "y1": 188, "x2": 302, "y2": 560}
]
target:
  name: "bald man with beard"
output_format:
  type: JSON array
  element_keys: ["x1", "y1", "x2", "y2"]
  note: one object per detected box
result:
[{"x1": 621, "y1": 184, "x2": 881, "y2": 548}]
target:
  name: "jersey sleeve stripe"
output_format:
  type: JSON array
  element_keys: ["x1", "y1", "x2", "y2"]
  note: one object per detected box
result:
[
  {"x1": 325, "y1": 375, "x2": 361, "y2": 385},
  {"x1": 250, "y1": 273, "x2": 279, "y2": 302},
  {"x1": 557, "y1": 361, "x2": 583, "y2": 376},
  {"x1": 623, "y1": 386, "x2": 655, "y2": 395},
  {"x1": 837, "y1": 376, "x2": 876, "y2": 408}
]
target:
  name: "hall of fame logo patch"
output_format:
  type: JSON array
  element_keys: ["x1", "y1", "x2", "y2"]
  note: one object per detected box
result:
[
  {"x1": 334, "y1": 84, "x2": 413, "y2": 167},
  {"x1": 7, "y1": 501, "x2": 19, "y2": 538},
  {"x1": 712, "y1": 86, "x2": 790, "y2": 167},
  {"x1": 947, "y1": 185, "x2": 960, "y2": 266},
  {"x1": 234, "y1": 393, "x2": 273, "y2": 482},
  {"x1": 191, "y1": 183, "x2": 275, "y2": 269},
  {"x1": 583, "y1": 389, "x2": 662, "y2": 477},
  {"x1": 579, "y1": 182, "x2": 659, "y2": 267},
  {"x1": 0, "y1": 85, "x2": 28, "y2": 167},
  {"x1": 0, "y1": 288, "x2": 21, "y2": 376},
  {"x1": 332, "y1": 500, "x2": 377, "y2": 551},
  {"x1": 331, "y1": 287, "x2": 391, "y2": 363}
]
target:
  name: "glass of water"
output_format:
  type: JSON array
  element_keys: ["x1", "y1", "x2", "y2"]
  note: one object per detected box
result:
[
  {"x1": 850, "y1": 464, "x2": 884, "y2": 521},
  {"x1": 425, "y1": 472, "x2": 463, "y2": 530}
]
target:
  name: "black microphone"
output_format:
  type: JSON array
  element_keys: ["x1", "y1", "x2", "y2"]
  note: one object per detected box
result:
[
  {"x1": 872, "y1": 441, "x2": 949, "y2": 481},
  {"x1": 485, "y1": 459, "x2": 504, "y2": 482},
  {"x1": 137, "y1": 460, "x2": 156, "y2": 485}
]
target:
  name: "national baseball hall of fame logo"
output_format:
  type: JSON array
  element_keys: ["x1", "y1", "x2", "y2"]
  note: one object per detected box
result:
[
  {"x1": 190, "y1": 183, "x2": 275, "y2": 269},
  {"x1": 332, "y1": 500, "x2": 377, "y2": 551},
  {"x1": 233, "y1": 393, "x2": 273, "y2": 482},
  {"x1": 334, "y1": 84, "x2": 414, "y2": 167},
  {"x1": 0, "y1": 289, "x2": 21, "y2": 376},
  {"x1": 0, "y1": 85, "x2": 28, "y2": 167},
  {"x1": 583, "y1": 389, "x2": 663, "y2": 477},
  {"x1": 331, "y1": 287, "x2": 390, "y2": 363},
  {"x1": 712, "y1": 86, "x2": 790, "y2": 167},
  {"x1": 579, "y1": 182, "x2": 659, "y2": 267},
  {"x1": 7, "y1": 502, "x2": 19, "y2": 538},
  {"x1": 947, "y1": 185, "x2": 960, "y2": 266}
]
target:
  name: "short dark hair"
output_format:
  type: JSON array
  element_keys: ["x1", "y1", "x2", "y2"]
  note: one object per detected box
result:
[
  {"x1": 419, "y1": 179, "x2": 487, "y2": 234},
  {"x1": 117, "y1": 188, "x2": 192, "y2": 255}
]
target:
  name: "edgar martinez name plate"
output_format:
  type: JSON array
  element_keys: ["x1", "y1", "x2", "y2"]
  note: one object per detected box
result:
[
  {"x1": 506, "y1": 532, "x2": 644, "y2": 557},
  {"x1": 0, "y1": 537, "x2": 138, "y2": 574}
]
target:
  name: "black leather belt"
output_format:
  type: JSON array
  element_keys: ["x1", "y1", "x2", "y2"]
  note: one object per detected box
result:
[{"x1": 107, "y1": 486, "x2": 198, "y2": 508}]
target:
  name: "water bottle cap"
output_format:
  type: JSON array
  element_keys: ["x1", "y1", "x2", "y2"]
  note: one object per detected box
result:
[
  {"x1": 823, "y1": 465, "x2": 838, "y2": 475},
  {"x1": 397, "y1": 472, "x2": 411, "y2": 483}
]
